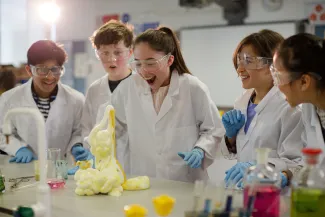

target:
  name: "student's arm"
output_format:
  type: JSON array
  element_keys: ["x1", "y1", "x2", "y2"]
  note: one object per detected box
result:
[
  {"x1": 269, "y1": 107, "x2": 304, "y2": 172},
  {"x1": 0, "y1": 98, "x2": 26, "y2": 156},
  {"x1": 81, "y1": 89, "x2": 93, "y2": 143},
  {"x1": 67, "y1": 95, "x2": 85, "y2": 153},
  {"x1": 190, "y1": 78, "x2": 226, "y2": 169},
  {"x1": 225, "y1": 136, "x2": 237, "y2": 153}
]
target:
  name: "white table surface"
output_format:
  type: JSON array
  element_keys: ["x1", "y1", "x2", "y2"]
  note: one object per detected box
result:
[{"x1": 0, "y1": 156, "x2": 290, "y2": 217}]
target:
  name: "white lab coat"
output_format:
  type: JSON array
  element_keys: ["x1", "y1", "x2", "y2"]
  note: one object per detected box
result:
[
  {"x1": 111, "y1": 71, "x2": 225, "y2": 182},
  {"x1": 221, "y1": 87, "x2": 304, "y2": 171},
  {"x1": 0, "y1": 79, "x2": 85, "y2": 156},
  {"x1": 301, "y1": 103, "x2": 325, "y2": 167},
  {"x1": 81, "y1": 74, "x2": 111, "y2": 141}
]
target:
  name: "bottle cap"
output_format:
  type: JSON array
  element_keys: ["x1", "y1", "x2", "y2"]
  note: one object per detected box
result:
[{"x1": 302, "y1": 148, "x2": 322, "y2": 155}]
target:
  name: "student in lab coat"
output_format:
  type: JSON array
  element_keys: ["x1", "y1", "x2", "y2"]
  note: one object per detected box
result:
[
  {"x1": 81, "y1": 20, "x2": 133, "y2": 144},
  {"x1": 66, "y1": 21, "x2": 134, "y2": 175},
  {"x1": 0, "y1": 40, "x2": 85, "y2": 163},
  {"x1": 222, "y1": 30, "x2": 304, "y2": 188},
  {"x1": 273, "y1": 33, "x2": 325, "y2": 170},
  {"x1": 111, "y1": 26, "x2": 225, "y2": 182}
]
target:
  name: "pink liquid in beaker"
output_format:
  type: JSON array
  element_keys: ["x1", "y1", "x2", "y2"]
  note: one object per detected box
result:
[
  {"x1": 244, "y1": 185, "x2": 280, "y2": 217},
  {"x1": 47, "y1": 179, "x2": 65, "y2": 189}
]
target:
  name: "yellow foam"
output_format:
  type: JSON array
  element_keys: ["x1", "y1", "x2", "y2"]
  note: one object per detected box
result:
[
  {"x1": 74, "y1": 105, "x2": 125, "y2": 196},
  {"x1": 122, "y1": 176, "x2": 150, "y2": 191},
  {"x1": 74, "y1": 105, "x2": 149, "y2": 196}
]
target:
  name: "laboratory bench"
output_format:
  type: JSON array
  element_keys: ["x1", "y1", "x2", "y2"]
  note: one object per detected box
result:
[{"x1": 0, "y1": 156, "x2": 291, "y2": 217}]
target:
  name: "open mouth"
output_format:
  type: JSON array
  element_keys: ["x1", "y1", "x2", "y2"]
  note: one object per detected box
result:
[
  {"x1": 109, "y1": 65, "x2": 117, "y2": 69},
  {"x1": 143, "y1": 76, "x2": 156, "y2": 85}
]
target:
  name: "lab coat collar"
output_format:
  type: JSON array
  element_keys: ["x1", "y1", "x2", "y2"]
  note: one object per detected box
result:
[
  {"x1": 234, "y1": 89, "x2": 254, "y2": 112},
  {"x1": 137, "y1": 70, "x2": 180, "y2": 125},
  {"x1": 99, "y1": 74, "x2": 111, "y2": 95},
  {"x1": 309, "y1": 105, "x2": 325, "y2": 151},
  {"x1": 311, "y1": 105, "x2": 319, "y2": 127},
  {"x1": 155, "y1": 71, "x2": 180, "y2": 123},
  {"x1": 22, "y1": 78, "x2": 67, "y2": 106},
  {"x1": 254, "y1": 86, "x2": 278, "y2": 114},
  {"x1": 168, "y1": 70, "x2": 180, "y2": 97}
]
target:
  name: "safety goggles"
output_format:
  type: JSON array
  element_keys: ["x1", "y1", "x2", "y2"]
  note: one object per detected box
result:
[
  {"x1": 237, "y1": 53, "x2": 272, "y2": 70},
  {"x1": 30, "y1": 65, "x2": 65, "y2": 78},
  {"x1": 129, "y1": 53, "x2": 170, "y2": 74},
  {"x1": 95, "y1": 49, "x2": 130, "y2": 62},
  {"x1": 270, "y1": 64, "x2": 322, "y2": 86}
]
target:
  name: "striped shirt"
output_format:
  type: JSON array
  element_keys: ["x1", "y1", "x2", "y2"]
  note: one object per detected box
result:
[{"x1": 32, "y1": 84, "x2": 58, "y2": 121}]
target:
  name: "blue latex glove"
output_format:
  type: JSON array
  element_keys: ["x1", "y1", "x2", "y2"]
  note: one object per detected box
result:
[
  {"x1": 280, "y1": 172, "x2": 288, "y2": 188},
  {"x1": 9, "y1": 147, "x2": 36, "y2": 163},
  {"x1": 71, "y1": 145, "x2": 91, "y2": 161},
  {"x1": 224, "y1": 162, "x2": 255, "y2": 187},
  {"x1": 67, "y1": 154, "x2": 95, "y2": 175},
  {"x1": 67, "y1": 166, "x2": 79, "y2": 175},
  {"x1": 222, "y1": 109, "x2": 245, "y2": 138},
  {"x1": 178, "y1": 148, "x2": 204, "y2": 168}
]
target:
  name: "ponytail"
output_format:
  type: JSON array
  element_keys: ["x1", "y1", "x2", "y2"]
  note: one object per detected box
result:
[{"x1": 134, "y1": 26, "x2": 192, "y2": 75}]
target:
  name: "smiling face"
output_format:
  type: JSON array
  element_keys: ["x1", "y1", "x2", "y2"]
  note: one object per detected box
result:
[
  {"x1": 132, "y1": 42, "x2": 174, "y2": 92},
  {"x1": 236, "y1": 45, "x2": 273, "y2": 90},
  {"x1": 26, "y1": 59, "x2": 61, "y2": 98}
]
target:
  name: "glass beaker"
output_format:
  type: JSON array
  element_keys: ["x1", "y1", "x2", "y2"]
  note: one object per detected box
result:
[
  {"x1": 55, "y1": 160, "x2": 68, "y2": 180},
  {"x1": 47, "y1": 148, "x2": 65, "y2": 189},
  {"x1": 47, "y1": 148, "x2": 61, "y2": 179}
]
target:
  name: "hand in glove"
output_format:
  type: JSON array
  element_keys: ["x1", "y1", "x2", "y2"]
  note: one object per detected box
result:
[
  {"x1": 178, "y1": 148, "x2": 204, "y2": 168},
  {"x1": 222, "y1": 109, "x2": 245, "y2": 138}
]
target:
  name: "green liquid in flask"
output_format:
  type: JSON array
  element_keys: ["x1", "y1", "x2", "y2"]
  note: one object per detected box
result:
[{"x1": 291, "y1": 187, "x2": 325, "y2": 217}]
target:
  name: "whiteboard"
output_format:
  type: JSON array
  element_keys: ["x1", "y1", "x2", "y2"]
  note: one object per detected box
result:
[{"x1": 180, "y1": 22, "x2": 297, "y2": 107}]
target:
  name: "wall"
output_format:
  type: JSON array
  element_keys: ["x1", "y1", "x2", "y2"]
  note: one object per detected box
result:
[
  {"x1": 54, "y1": 0, "x2": 307, "y2": 41},
  {"x1": 52, "y1": 0, "x2": 309, "y2": 95},
  {"x1": 0, "y1": 0, "x2": 45, "y2": 65}
]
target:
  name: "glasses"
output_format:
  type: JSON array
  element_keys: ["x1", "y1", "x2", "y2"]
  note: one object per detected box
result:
[
  {"x1": 237, "y1": 53, "x2": 272, "y2": 70},
  {"x1": 270, "y1": 64, "x2": 291, "y2": 86},
  {"x1": 270, "y1": 64, "x2": 322, "y2": 86},
  {"x1": 95, "y1": 49, "x2": 130, "y2": 62},
  {"x1": 30, "y1": 65, "x2": 64, "y2": 78},
  {"x1": 129, "y1": 54, "x2": 170, "y2": 74}
]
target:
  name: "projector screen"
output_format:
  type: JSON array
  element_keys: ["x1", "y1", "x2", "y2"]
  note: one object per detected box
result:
[{"x1": 180, "y1": 22, "x2": 297, "y2": 107}]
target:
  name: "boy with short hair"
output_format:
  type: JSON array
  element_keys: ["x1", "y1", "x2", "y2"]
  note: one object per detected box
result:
[
  {"x1": 0, "y1": 40, "x2": 85, "y2": 163},
  {"x1": 70, "y1": 20, "x2": 134, "y2": 166}
]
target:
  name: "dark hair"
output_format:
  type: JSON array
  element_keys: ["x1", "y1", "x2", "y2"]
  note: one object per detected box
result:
[
  {"x1": 134, "y1": 26, "x2": 191, "y2": 75},
  {"x1": 90, "y1": 20, "x2": 134, "y2": 49},
  {"x1": 0, "y1": 70, "x2": 16, "y2": 92},
  {"x1": 233, "y1": 29, "x2": 284, "y2": 69},
  {"x1": 27, "y1": 40, "x2": 67, "y2": 66},
  {"x1": 277, "y1": 33, "x2": 325, "y2": 90}
]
